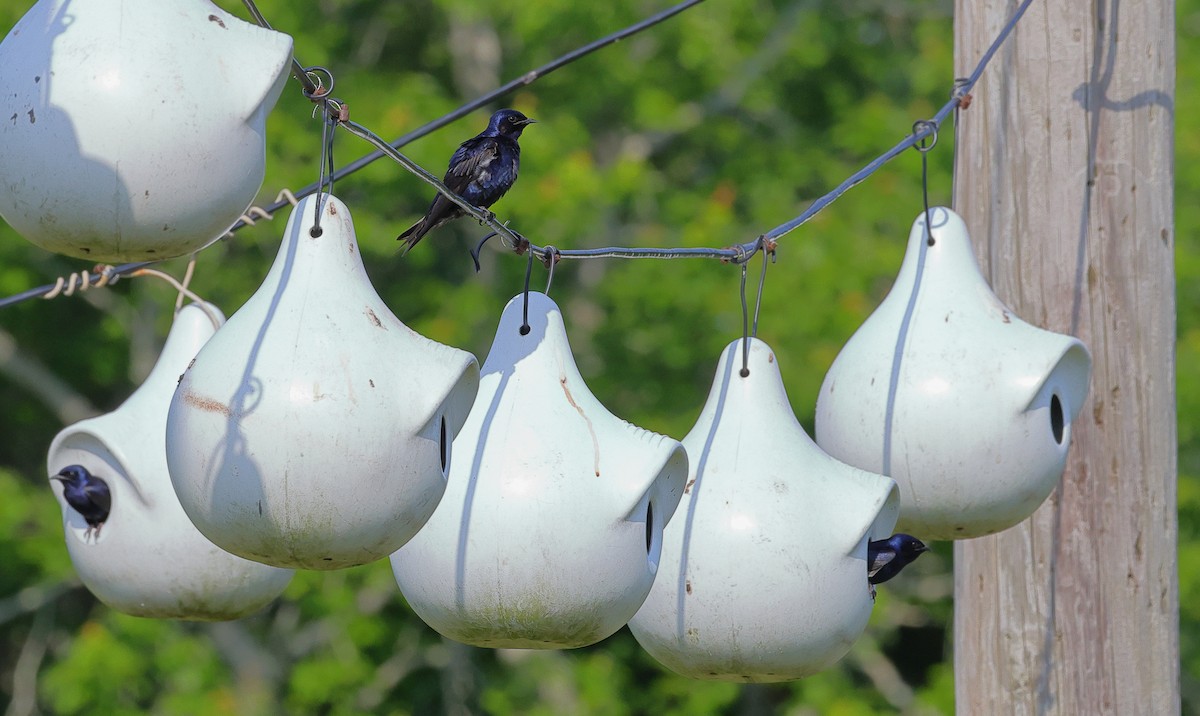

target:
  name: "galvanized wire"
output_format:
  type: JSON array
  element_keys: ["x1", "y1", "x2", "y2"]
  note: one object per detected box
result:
[{"x1": 0, "y1": 0, "x2": 1035, "y2": 307}]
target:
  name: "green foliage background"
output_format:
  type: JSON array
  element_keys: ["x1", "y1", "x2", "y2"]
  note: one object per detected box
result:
[{"x1": 0, "y1": 0, "x2": 1189, "y2": 713}]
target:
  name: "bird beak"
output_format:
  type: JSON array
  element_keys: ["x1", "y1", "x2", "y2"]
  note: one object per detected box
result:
[
  {"x1": 519, "y1": 118, "x2": 537, "y2": 125},
  {"x1": 49, "y1": 474, "x2": 65, "y2": 482}
]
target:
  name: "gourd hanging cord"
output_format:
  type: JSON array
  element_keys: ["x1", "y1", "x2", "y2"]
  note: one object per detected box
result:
[
  {"x1": 739, "y1": 261, "x2": 750, "y2": 378},
  {"x1": 520, "y1": 248, "x2": 535, "y2": 336},
  {"x1": 738, "y1": 237, "x2": 770, "y2": 377},
  {"x1": 543, "y1": 246, "x2": 560, "y2": 295},
  {"x1": 752, "y1": 241, "x2": 772, "y2": 339},
  {"x1": 306, "y1": 67, "x2": 339, "y2": 237}
]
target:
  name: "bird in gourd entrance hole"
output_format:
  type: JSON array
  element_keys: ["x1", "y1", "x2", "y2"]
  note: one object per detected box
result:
[
  {"x1": 867, "y1": 533, "x2": 928, "y2": 600},
  {"x1": 397, "y1": 108, "x2": 536, "y2": 255},
  {"x1": 51, "y1": 465, "x2": 111, "y2": 541}
]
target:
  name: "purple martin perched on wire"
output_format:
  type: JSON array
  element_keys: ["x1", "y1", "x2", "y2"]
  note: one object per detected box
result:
[
  {"x1": 867, "y1": 533, "x2": 928, "y2": 599},
  {"x1": 51, "y1": 465, "x2": 111, "y2": 541},
  {"x1": 398, "y1": 108, "x2": 536, "y2": 255}
]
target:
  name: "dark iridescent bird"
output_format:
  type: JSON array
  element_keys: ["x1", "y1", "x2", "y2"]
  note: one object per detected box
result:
[
  {"x1": 398, "y1": 108, "x2": 536, "y2": 255},
  {"x1": 51, "y1": 465, "x2": 111, "y2": 541},
  {"x1": 867, "y1": 533, "x2": 928, "y2": 598}
]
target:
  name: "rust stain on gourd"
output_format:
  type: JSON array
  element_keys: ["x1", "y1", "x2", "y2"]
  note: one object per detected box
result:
[
  {"x1": 182, "y1": 391, "x2": 232, "y2": 418},
  {"x1": 560, "y1": 376, "x2": 600, "y2": 476}
]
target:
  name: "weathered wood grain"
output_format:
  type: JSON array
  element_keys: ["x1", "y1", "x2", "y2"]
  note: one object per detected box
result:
[{"x1": 952, "y1": 0, "x2": 1178, "y2": 713}]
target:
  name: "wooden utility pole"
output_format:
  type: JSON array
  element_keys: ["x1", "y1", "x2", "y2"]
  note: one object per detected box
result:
[{"x1": 952, "y1": 0, "x2": 1178, "y2": 713}]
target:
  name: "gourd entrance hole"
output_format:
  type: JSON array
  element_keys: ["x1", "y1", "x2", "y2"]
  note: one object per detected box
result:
[
  {"x1": 645, "y1": 501, "x2": 654, "y2": 554},
  {"x1": 439, "y1": 415, "x2": 448, "y2": 472},
  {"x1": 1050, "y1": 393, "x2": 1064, "y2": 444}
]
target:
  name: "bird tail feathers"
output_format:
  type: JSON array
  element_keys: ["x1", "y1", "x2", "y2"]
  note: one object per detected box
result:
[{"x1": 397, "y1": 219, "x2": 427, "y2": 256}]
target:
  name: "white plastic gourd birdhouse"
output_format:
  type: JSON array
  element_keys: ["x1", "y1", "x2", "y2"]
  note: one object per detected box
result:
[
  {"x1": 391, "y1": 292, "x2": 687, "y2": 649},
  {"x1": 165, "y1": 194, "x2": 479, "y2": 570},
  {"x1": 815, "y1": 207, "x2": 1091, "y2": 540},
  {"x1": 0, "y1": 0, "x2": 293, "y2": 261},
  {"x1": 628, "y1": 338, "x2": 899, "y2": 681},
  {"x1": 47, "y1": 303, "x2": 293, "y2": 620}
]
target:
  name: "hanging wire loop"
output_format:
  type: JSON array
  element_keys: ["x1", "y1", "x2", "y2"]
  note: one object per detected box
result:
[
  {"x1": 301, "y1": 66, "x2": 335, "y2": 101},
  {"x1": 542, "y1": 246, "x2": 560, "y2": 294},
  {"x1": 912, "y1": 120, "x2": 939, "y2": 152}
]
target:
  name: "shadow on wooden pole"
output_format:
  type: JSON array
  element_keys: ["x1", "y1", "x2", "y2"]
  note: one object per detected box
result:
[{"x1": 951, "y1": 0, "x2": 1179, "y2": 713}]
